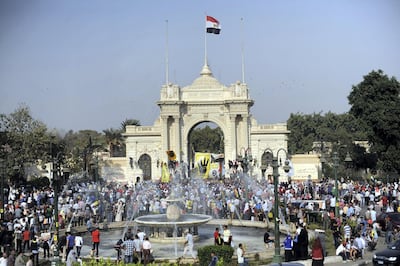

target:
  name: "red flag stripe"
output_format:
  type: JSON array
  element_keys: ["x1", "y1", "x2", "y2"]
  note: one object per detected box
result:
[{"x1": 206, "y1": 16, "x2": 219, "y2": 24}]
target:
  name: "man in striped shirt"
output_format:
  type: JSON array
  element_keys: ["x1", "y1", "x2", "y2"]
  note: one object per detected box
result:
[{"x1": 343, "y1": 222, "x2": 352, "y2": 241}]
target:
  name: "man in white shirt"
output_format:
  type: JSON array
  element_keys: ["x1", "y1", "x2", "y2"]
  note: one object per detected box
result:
[
  {"x1": 137, "y1": 229, "x2": 146, "y2": 242},
  {"x1": 182, "y1": 230, "x2": 195, "y2": 259},
  {"x1": 142, "y1": 237, "x2": 152, "y2": 265}
]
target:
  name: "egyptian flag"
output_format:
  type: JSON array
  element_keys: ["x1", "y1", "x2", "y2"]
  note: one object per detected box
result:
[{"x1": 206, "y1": 16, "x2": 221, "y2": 34}]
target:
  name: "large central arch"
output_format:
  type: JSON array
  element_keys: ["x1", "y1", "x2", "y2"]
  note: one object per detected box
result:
[{"x1": 123, "y1": 64, "x2": 289, "y2": 182}]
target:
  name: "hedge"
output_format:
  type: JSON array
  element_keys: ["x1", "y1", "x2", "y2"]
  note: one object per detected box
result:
[{"x1": 197, "y1": 245, "x2": 234, "y2": 266}]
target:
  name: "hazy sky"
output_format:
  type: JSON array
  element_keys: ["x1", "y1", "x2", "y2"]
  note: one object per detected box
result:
[{"x1": 1, "y1": 1, "x2": 399, "y2": 132}]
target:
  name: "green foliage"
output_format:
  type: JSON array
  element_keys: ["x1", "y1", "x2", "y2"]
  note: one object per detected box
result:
[
  {"x1": 348, "y1": 69, "x2": 400, "y2": 175},
  {"x1": 0, "y1": 105, "x2": 50, "y2": 183},
  {"x1": 287, "y1": 112, "x2": 368, "y2": 156},
  {"x1": 28, "y1": 176, "x2": 50, "y2": 189},
  {"x1": 103, "y1": 128, "x2": 125, "y2": 157},
  {"x1": 189, "y1": 123, "x2": 224, "y2": 154},
  {"x1": 121, "y1": 119, "x2": 141, "y2": 130},
  {"x1": 287, "y1": 111, "x2": 373, "y2": 178},
  {"x1": 197, "y1": 245, "x2": 234, "y2": 266}
]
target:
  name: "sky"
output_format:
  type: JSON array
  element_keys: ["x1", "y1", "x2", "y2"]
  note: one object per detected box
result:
[{"x1": 1, "y1": 1, "x2": 399, "y2": 132}]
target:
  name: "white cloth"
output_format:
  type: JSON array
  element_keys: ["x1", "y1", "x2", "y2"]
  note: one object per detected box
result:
[
  {"x1": 336, "y1": 244, "x2": 345, "y2": 256},
  {"x1": 237, "y1": 247, "x2": 244, "y2": 263}
]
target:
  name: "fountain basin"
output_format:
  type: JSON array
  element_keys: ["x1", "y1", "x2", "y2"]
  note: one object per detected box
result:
[{"x1": 135, "y1": 214, "x2": 212, "y2": 227}]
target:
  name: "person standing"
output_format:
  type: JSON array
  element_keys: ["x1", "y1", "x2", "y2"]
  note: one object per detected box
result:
[
  {"x1": 91, "y1": 226, "x2": 100, "y2": 257},
  {"x1": 298, "y1": 224, "x2": 309, "y2": 260},
  {"x1": 66, "y1": 232, "x2": 75, "y2": 257},
  {"x1": 124, "y1": 228, "x2": 133, "y2": 241},
  {"x1": 22, "y1": 229, "x2": 30, "y2": 252},
  {"x1": 182, "y1": 230, "x2": 195, "y2": 259},
  {"x1": 133, "y1": 234, "x2": 142, "y2": 264},
  {"x1": 142, "y1": 237, "x2": 152, "y2": 266},
  {"x1": 137, "y1": 229, "x2": 146, "y2": 242},
  {"x1": 121, "y1": 235, "x2": 135, "y2": 264},
  {"x1": 283, "y1": 234, "x2": 293, "y2": 262},
  {"x1": 213, "y1": 228, "x2": 219, "y2": 245},
  {"x1": 385, "y1": 216, "x2": 394, "y2": 244},
  {"x1": 74, "y1": 233, "x2": 83, "y2": 258},
  {"x1": 30, "y1": 236, "x2": 39, "y2": 266},
  {"x1": 222, "y1": 225, "x2": 231, "y2": 246},
  {"x1": 237, "y1": 243, "x2": 247, "y2": 266},
  {"x1": 42, "y1": 237, "x2": 50, "y2": 259},
  {"x1": 14, "y1": 226, "x2": 23, "y2": 254},
  {"x1": 311, "y1": 237, "x2": 324, "y2": 266}
]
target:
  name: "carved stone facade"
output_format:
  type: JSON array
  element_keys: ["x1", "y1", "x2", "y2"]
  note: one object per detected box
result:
[{"x1": 122, "y1": 64, "x2": 290, "y2": 182}]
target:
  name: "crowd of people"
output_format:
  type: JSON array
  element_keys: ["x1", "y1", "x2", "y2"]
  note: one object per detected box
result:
[{"x1": 0, "y1": 172, "x2": 398, "y2": 265}]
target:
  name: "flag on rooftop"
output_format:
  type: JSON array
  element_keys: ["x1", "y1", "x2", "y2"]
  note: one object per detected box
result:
[{"x1": 206, "y1": 16, "x2": 221, "y2": 34}]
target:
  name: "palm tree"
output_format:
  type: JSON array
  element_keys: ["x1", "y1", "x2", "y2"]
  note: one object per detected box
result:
[
  {"x1": 121, "y1": 119, "x2": 141, "y2": 131},
  {"x1": 103, "y1": 128, "x2": 123, "y2": 157}
]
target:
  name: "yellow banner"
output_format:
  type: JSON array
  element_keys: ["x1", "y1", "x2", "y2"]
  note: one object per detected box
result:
[
  {"x1": 209, "y1": 162, "x2": 220, "y2": 178},
  {"x1": 195, "y1": 152, "x2": 211, "y2": 178},
  {"x1": 161, "y1": 162, "x2": 170, "y2": 182}
]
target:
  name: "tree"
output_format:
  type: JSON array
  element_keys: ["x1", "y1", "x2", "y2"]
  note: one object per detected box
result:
[
  {"x1": 121, "y1": 119, "x2": 141, "y2": 130},
  {"x1": 348, "y1": 70, "x2": 400, "y2": 174},
  {"x1": 287, "y1": 112, "x2": 366, "y2": 155},
  {"x1": 63, "y1": 130, "x2": 105, "y2": 173},
  {"x1": 0, "y1": 105, "x2": 50, "y2": 184},
  {"x1": 190, "y1": 124, "x2": 224, "y2": 154},
  {"x1": 103, "y1": 128, "x2": 123, "y2": 157}
]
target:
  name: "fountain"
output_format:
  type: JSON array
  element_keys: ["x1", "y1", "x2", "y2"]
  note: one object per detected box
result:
[{"x1": 134, "y1": 189, "x2": 212, "y2": 240}]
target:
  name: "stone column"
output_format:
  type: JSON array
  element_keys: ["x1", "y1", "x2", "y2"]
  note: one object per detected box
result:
[
  {"x1": 173, "y1": 115, "x2": 181, "y2": 162},
  {"x1": 229, "y1": 114, "x2": 237, "y2": 159},
  {"x1": 161, "y1": 115, "x2": 169, "y2": 160}
]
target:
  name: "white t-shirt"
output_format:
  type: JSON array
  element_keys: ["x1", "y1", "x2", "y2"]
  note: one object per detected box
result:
[
  {"x1": 142, "y1": 240, "x2": 151, "y2": 250},
  {"x1": 237, "y1": 247, "x2": 244, "y2": 263},
  {"x1": 75, "y1": 236, "x2": 83, "y2": 247},
  {"x1": 185, "y1": 233, "x2": 194, "y2": 247}
]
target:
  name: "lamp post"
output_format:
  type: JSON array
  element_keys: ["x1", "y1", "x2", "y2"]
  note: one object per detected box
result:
[
  {"x1": 0, "y1": 159, "x2": 4, "y2": 222},
  {"x1": 333, "y1": 150, "x2": 352, "y2": 217},
  {"x1": 264, "y1": 148, "x2": 291, "y2": 264},
  {"x1": 239, "y1": 148, "x2": 252, "y2": 200},
  {"x1": 52, "y1": 162, "x2": 60, "y2": 262}
]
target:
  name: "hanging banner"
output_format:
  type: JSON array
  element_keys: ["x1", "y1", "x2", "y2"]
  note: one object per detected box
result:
[
  {"x1": 194, "y1": 152, "x2": 211, "y2": 178},
  {"x1": 161, "y1": 162, "x2": 170, "y2": 182}
]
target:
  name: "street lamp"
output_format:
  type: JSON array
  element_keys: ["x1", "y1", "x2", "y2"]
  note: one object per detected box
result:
[
  {"x1": 52, "y1": 162, "x2": 61, "y2": 262},
  {"x1": 238, "y1": 148, "x2": 252, "y2": 200},
  {"x1": 0, "y1": 159, "x2": 4, "y2": 221},
  {"x1": 263, "y1": 148, "x2": 291, "y2": 264},
  {"x1": 333, "y1": 150, "x2": 352, "y2": 217}
]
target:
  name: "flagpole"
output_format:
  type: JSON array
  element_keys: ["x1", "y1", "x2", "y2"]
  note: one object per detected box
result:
[
  {"x1": 241, "y1": 17, "x2": 245, "y2": 84},
  {"x1": 165, "y1": 19, "x2": 169, "y2": 85},
  {"x1": 204, "y1": 15, "x2": 208, "y2": 66}
]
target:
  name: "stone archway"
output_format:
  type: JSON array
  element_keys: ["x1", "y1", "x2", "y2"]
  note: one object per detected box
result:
[
  {"x1": 186, "y1": 121, "x2": 225, "y2": 177},
  {"x1": 123, "y1": 63, "x2": 289, "y2": 181}
]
